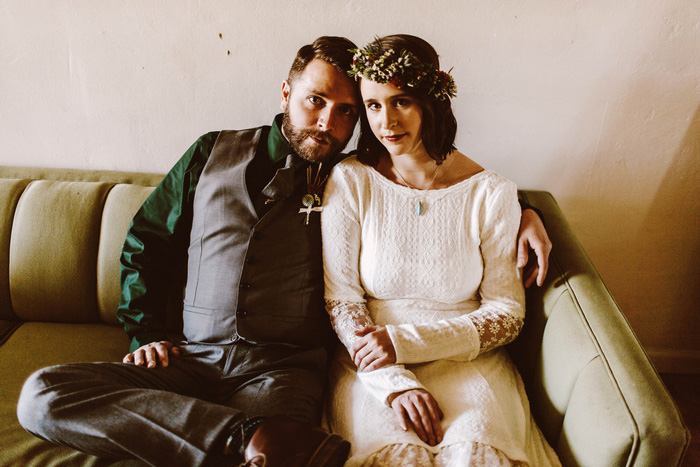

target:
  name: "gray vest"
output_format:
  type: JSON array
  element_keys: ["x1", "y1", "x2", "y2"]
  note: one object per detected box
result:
[{"x1": 182, "y1": 128, "x2": 334, "y2": 348}]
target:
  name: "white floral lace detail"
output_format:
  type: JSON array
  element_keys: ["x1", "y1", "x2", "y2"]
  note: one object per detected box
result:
[
  {"x1": 325, "y1": 299, "x2": 374, "y2": 351},
  {"x1": 470, "y1": 308, "x2": 524, "y2": 355}
]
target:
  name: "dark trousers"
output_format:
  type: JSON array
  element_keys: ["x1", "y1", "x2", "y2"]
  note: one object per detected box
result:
[{"x1": 17, "y1": 341, "x2": 327, "y2": 466}]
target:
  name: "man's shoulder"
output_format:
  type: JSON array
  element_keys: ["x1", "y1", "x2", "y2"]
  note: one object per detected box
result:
[
  {"x1": 191, "y1": 131, "x2": 221, "y2": 150},
  {"x1": 193, "y1": 125, "x2": 269, "y2": 157},
  {"x1": 208, "y1": 124, "x2": 270, "y2": 143}
]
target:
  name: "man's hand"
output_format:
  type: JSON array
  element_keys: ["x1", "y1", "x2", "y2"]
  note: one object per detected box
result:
[
  {"x1": 352, "y1": 325, "x2": 396, "y2": 372},
  {"x1": 123, "y1": 341, "x2": 180, "y2": 368},
  {"x1": 389, "y1": 389, "x2": 444, "y2": 446},
  {"x1": 517, "y1": 209, "x2": 552, "y2": 287}
]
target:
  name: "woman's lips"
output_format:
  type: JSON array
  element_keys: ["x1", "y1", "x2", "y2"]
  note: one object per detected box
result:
[{"x1": 384, "y1": 134, "x2": 405, "y2": 143}]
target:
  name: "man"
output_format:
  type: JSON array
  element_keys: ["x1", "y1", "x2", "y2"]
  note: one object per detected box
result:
[{"x1": 17, "y1": 36, "x2": 551, "y2": 466}]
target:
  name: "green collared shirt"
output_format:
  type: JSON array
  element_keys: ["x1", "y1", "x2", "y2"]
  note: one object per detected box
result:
[{"x1": 267, "y1": 114, "x2": 293, "y2": 163}]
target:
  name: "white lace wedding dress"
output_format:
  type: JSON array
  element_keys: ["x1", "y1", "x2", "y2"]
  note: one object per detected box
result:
[{"x1": 321, "y1": 156, "x2": 560, "y2": 466}]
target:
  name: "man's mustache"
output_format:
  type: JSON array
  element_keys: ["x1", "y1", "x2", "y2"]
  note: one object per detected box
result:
[{"x1": 299, "y1": 129, "x2": 338, "y2": 146}]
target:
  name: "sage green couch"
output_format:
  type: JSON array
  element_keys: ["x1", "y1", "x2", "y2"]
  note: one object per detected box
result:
[{"x1": 0, "y1": 165, "x2": 689, "y2": 466}]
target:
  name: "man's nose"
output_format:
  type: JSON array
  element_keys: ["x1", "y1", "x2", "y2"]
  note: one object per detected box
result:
[{"x1": 317, "y1": 107, "x2": 336, "y2": 132}]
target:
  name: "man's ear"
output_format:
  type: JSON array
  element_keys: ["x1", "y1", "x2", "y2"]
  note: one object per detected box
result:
[{"x1": 280, "y1": 80, "x2": 291, "y2": 111}]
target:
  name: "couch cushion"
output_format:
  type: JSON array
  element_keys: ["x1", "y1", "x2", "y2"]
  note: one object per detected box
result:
[
  {"x1": 529, "y1": 287, "x2": 601, "y2": 443},
  {"x1": 0, "y1": 319, "x2": 21, "y2": 346},
  {"x1": 0, "y1": 321, "x2": 130, "y2": 466},
  {"x1": 0, "y1": 165, "x2": 164, "y2": 187},
  {"x1": 0, "y1": 179, "x2": 31, "y2": 321},
  {"x1": 97, "y1": 184, "x2": 155, "y2": 325},
  {"x1": 9, "y1": 180, "x2": 111, "y2": 323},
  {"x1": 555, "y1": 356, "x2": 636, "y2": 466}
]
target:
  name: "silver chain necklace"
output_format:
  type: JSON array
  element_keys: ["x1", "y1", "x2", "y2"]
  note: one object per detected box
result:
[{"x1": 392, "y1": 162, "x2": 440, "y2": 216}]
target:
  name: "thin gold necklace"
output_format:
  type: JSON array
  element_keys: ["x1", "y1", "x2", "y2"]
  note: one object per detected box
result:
[{"x1": 392, "y1": 162, "x2": 440, "y2": 216}]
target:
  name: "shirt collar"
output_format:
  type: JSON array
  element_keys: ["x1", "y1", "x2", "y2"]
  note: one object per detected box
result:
[{"x1": 268, "y1": 113, "x2": 294, "y2": 164}]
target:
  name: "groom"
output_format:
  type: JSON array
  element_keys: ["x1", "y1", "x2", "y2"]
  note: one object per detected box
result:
[{"x1": 17, "y1": 36, "x2": 551, "y2": 466}]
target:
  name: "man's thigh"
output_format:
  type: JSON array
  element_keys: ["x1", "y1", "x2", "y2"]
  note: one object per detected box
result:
[
  {"x1": 219, "y1": 344, "x2": 328, "y2": 424},
  {"x1": 27, "y1": 353, "x2": 217, "y2": 400}
]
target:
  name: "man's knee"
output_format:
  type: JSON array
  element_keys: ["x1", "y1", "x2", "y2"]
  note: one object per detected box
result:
[
  {"x1": 17, "y1": 365, "x2": 63, "y2": 437},
  {"x1": 259, "y1": 369, "x2": 326, "y2": 424}
]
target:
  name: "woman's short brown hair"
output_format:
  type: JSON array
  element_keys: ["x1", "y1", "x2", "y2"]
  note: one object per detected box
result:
[{"x1": 356, "y1": 34, "x2": 457, "y2": 166}]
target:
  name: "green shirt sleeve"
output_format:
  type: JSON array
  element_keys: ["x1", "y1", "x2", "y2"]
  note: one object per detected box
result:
[{"x1": 117, "y1": 132, "x2": 219, "y2": 352}]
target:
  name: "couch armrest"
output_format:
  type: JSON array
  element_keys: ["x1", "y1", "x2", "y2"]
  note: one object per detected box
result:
[{"x1": 510, "y1": 191, "x2": 689, "y2": 466}]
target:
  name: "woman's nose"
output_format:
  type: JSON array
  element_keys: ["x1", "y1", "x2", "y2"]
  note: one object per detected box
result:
[{"x1": 380, "y1": 108, "x2": 395, "y2": 129}]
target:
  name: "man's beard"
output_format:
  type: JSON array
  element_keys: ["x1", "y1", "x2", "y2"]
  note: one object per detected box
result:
[{"x1": 281, "y1": 109, "x2": 348, "y2": 163}]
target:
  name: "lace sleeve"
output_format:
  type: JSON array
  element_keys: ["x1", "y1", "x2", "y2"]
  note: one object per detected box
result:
[
  {"x1": 470, "y1": 308, "x2": 524, "y2": 354},
  {"x1": 475, "y1": 178, "x2": 526, "y2": 354},
  {"x1": 324, "y1": 299, "x2": 374, "y2": 352}
]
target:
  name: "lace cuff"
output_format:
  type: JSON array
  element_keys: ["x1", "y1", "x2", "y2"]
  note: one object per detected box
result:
[
  {"x1": 325, "y1": 299, "x2": 373, "y2": 352},
  {"x1": 325, "y1": 299, "x2": 425, "y2": 406},
  {"x1": 471, "y1": 308, "x2": 524, "y2": 355}
]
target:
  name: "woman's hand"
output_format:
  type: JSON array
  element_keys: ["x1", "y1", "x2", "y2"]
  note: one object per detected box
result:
[
  {"x1": 123, "y1": 341, "x2": 180, "y2": 368},
  {"x1": 352, "y1": 325, "x2": 396, "y2": 371},
  {"x1": 389, "y1": 389, "x2": 444, "y2": 446}
]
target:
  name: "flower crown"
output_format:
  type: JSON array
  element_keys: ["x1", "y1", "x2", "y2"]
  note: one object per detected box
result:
[{"x1": 348, "y1": 42, "x2": 457, "y2": 101}]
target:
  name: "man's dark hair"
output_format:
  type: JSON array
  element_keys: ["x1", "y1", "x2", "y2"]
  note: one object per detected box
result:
[
  {"x1": 356, "y1": 34, "x2": 458, "y2": 166},
  {"x1": 287, "y1": 36, "x2": 357, "y2": 85}
]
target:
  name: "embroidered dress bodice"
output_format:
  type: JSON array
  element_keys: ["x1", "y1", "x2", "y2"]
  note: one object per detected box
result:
[{"x1": 323, "y1": 157, "x2": 526, "y2": 402}]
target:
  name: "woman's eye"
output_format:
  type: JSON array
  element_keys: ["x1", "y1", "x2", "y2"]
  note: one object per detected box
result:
[
  {"x1": 396, "y1": 99, "x2": 410, "y2": 107},
  {"x1": 367, "y1": 103, "x2": 380, "y2": 111}
]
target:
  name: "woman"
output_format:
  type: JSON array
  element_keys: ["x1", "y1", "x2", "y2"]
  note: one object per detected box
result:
[{"x1": 321, "y1": 35, "x2": 560, "y2": 466}]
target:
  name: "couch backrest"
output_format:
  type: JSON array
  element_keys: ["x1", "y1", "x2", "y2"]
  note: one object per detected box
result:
[{"x1": 0, "y1": 166, "x2": 162, "y2": 327}]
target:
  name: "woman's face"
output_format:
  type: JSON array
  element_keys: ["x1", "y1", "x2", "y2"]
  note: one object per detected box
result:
[{"x1": 360, "y1": 78, "x2": 425, "y2": 158}]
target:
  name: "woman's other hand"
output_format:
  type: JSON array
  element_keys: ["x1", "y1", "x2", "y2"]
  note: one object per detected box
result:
[
  {"x1": 352, "y1": 325, "x2": 397, "y2": 371},
  {"x1": 389, "y1": 389, "x2": 444, "y2": 446}
]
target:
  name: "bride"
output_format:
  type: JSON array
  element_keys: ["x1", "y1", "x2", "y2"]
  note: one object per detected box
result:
[{"x1": 321, "y1": 34, "x2": 561, "y2": 466}]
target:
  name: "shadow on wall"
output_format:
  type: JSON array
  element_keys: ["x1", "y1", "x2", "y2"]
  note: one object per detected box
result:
[{"x1": 640, "y1": 105, "x2": 700, "y2": 354}]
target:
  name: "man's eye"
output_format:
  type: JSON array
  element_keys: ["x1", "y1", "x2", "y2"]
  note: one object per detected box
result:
[{"x1": 309, "y1": 96, "x2": 322, "y2": 105}]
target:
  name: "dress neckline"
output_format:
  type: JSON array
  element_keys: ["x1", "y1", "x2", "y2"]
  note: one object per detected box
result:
[{"x1": 366, "y1": 164, "x2": 491, "y2": 196}]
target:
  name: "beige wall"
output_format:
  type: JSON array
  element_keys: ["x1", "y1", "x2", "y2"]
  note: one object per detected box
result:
[{"x1": 2, "y1": 0, "x2": 699, "y2": 372}]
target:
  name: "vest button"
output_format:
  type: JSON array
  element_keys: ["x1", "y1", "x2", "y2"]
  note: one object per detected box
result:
[
  {"x1": 245, "y1": 257, "x2": 256, "y2": 265},
  {"x1": 239, "y1": 282, "x2": 251, "y2": 290},
  {"x1": 239, "y1": 309, "x2": 247, "y2": 316},
  {"x1": 252, "y1": 232, "x2": 262, "y2": 240}
]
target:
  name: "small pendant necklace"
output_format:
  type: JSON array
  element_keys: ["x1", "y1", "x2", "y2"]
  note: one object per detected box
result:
[
  {"x1": 393, "y1": 162, "x2": 440, "y2": 216},
  {"x1": 299, "y1": 162, "x2": 328, "y2": 225}
]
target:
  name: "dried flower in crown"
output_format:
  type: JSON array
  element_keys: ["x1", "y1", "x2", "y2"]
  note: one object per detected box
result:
[{"x1": 348, "y1": 41, "x2": 457, "y2": 101}]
